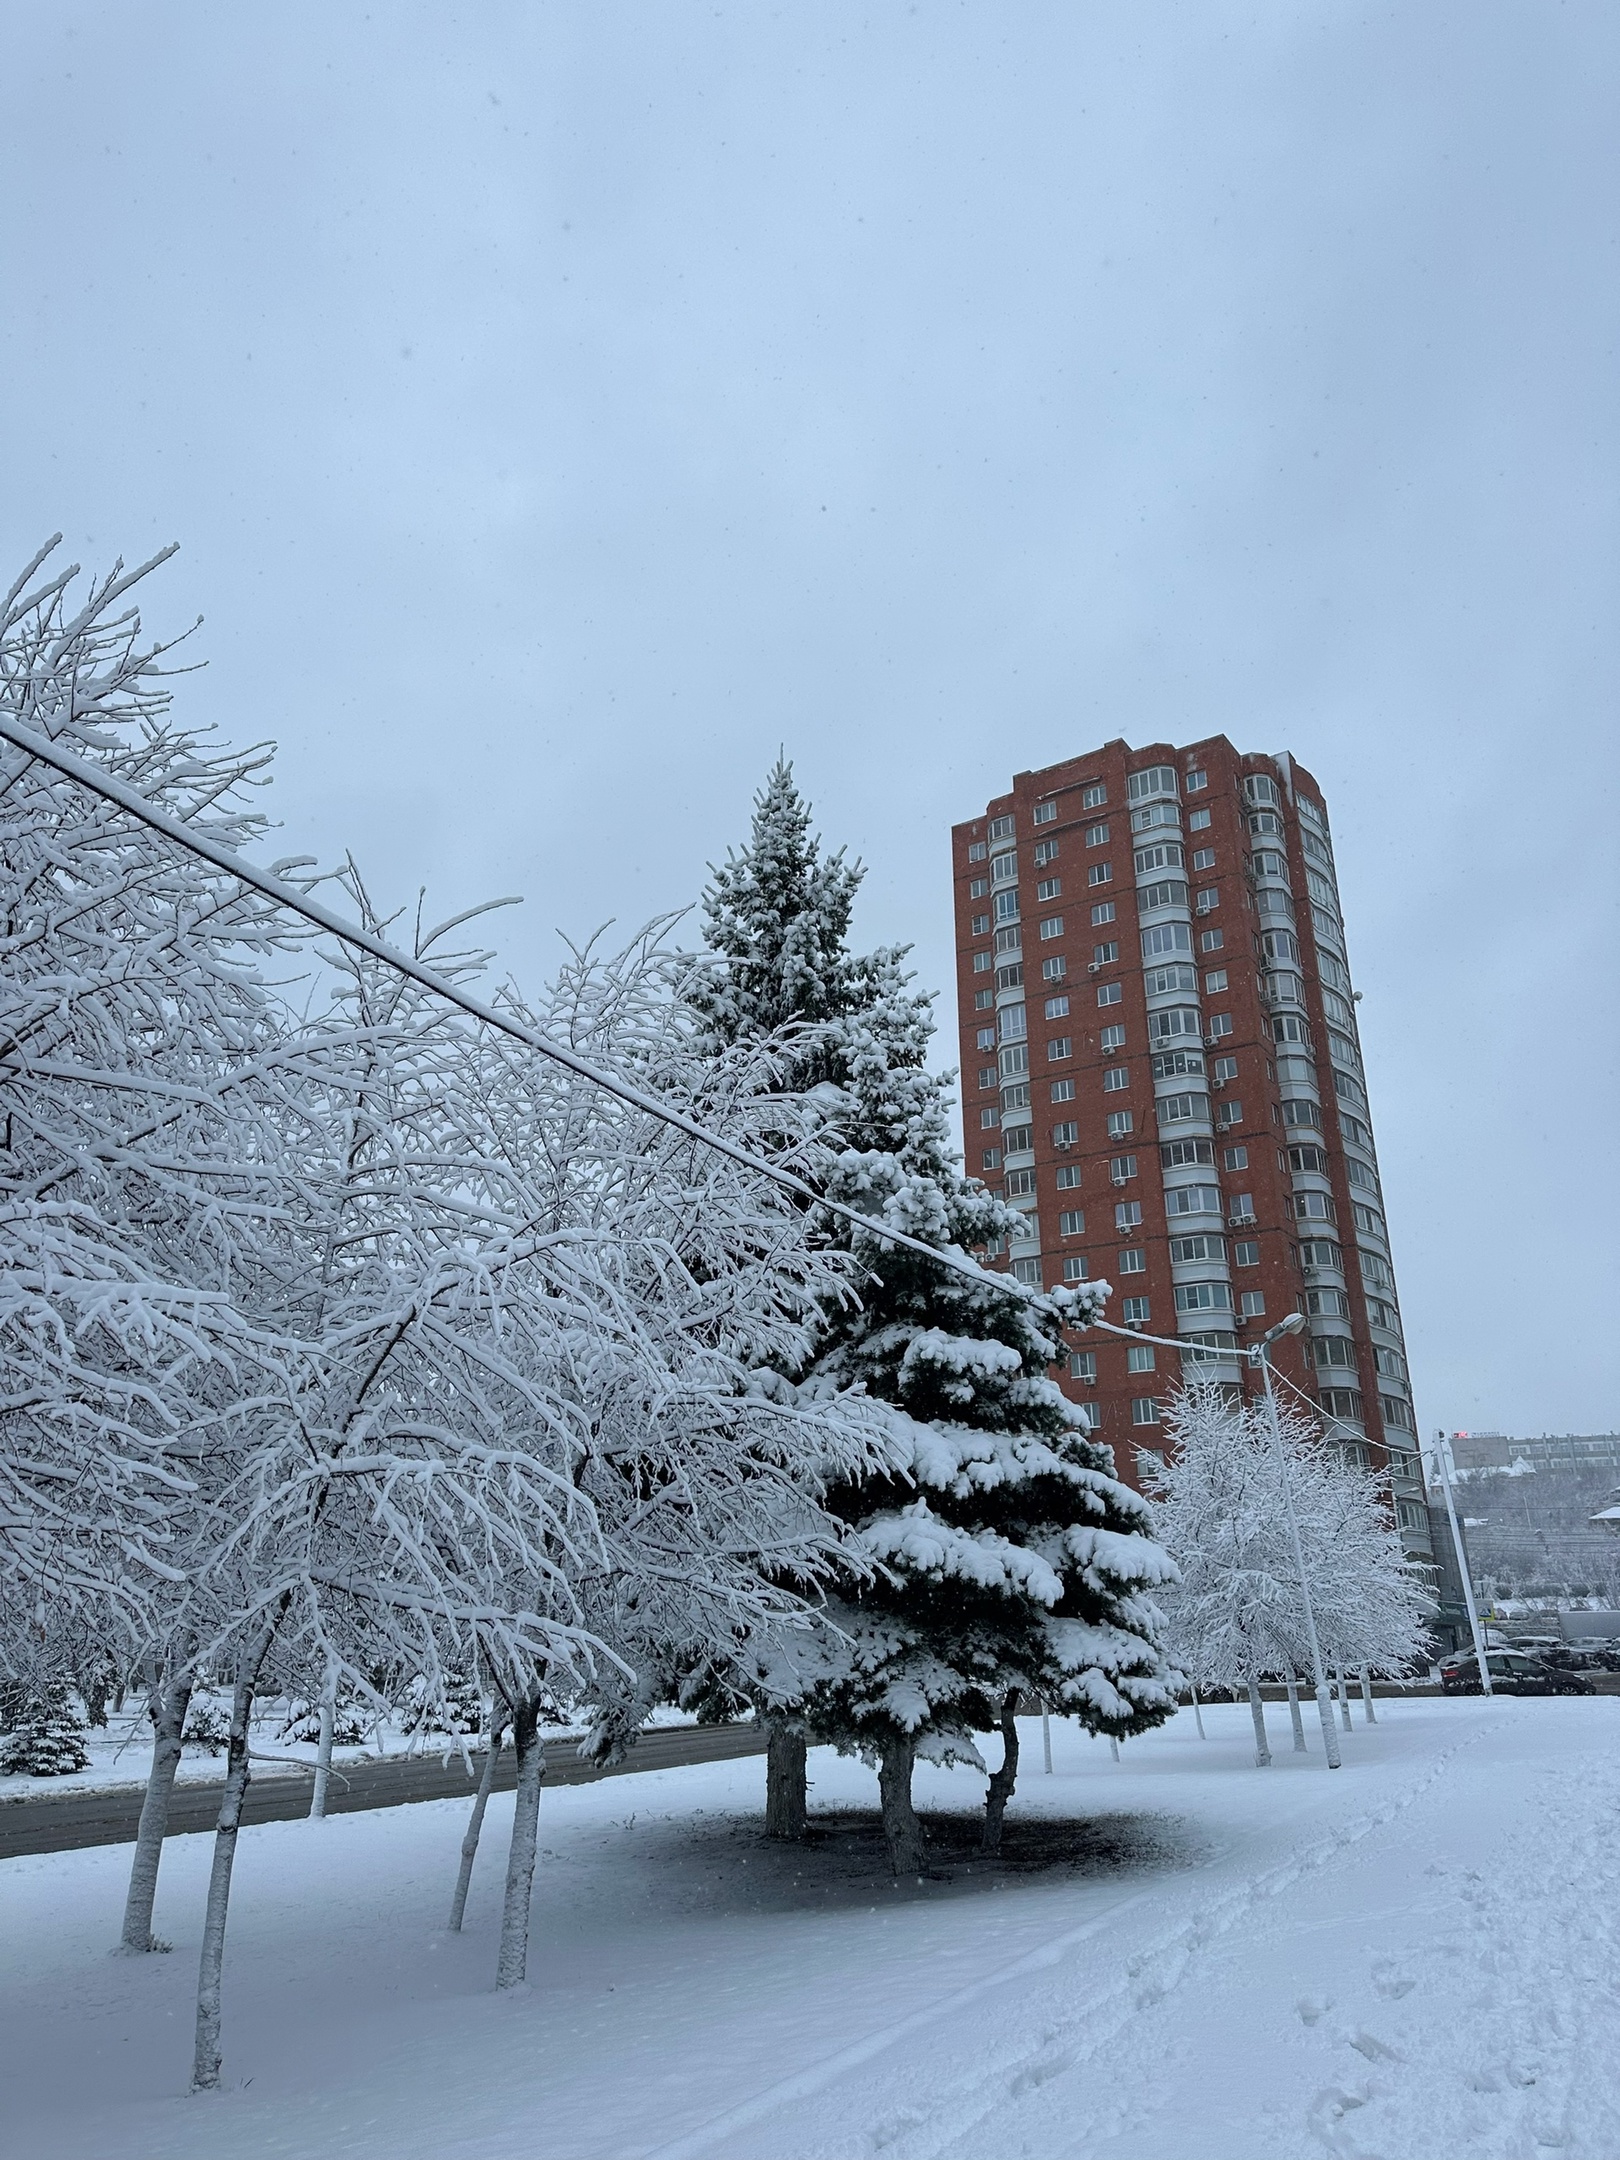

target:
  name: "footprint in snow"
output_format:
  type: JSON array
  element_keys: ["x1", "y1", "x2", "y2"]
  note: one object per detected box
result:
[
  {"x1": 1296, "y1": 1995, "x2": 1333, "y2": 2026},
  {"x1": 1370, "y1": 1960, "x2": 1416, "y2": 2000}
]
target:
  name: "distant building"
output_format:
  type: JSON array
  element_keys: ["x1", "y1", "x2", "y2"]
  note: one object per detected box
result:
[
  {"x1": 949, "y1": 735, "x2": 1432, "y2": 1573},
  {"x1": 1439, "y1": 1433, "x2": 1620, "y2": 1606}
]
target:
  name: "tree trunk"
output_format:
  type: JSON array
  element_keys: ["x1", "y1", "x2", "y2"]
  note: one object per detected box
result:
[
  {"x1": 764, "y1": 1720, "x2": 808, "y2": 1840},
  {"x1": 981, "y1": 1693, "x2": 1020, "y2": 1855},
  {"x1": 1359, "y1": 1668, "x2": 1377, "y2": 1724},
  {"x1": 1335, "y1": 1666, "x2": 1353, "y2": 1732},
  {"x1": 877, "y1": 1735, "x2": 926, "y2": 1875},
  {"x1": 448, "y1": 1721, "x2": 505, "y2": 1932},
  {"x1": 495, "y1": 1694, "x2": 546, "y2": 1989},
  {"x1": 1246, "y1": 1678, "x2": 1272, "y2": 1767},
  {"x1": 308, "y1": 1681, "x2": 336, "y2": 1820},
  {"x1": 1285, "y1": 1674, "x2": 1308, "y2": 1752},
  {"x1": 1190, "y1": 1685, "x2": 1206, "y2": 1738},
  {"x1": 119, "y1": 1670, "x2": 191, "y2": 1954},
  {"x1": 190, "y1": 1640, "x2": 271, "y2": 2093}
]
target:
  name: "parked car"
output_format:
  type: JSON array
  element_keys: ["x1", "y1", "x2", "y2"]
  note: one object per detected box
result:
[{"x1": 1439, "y1": 1650, "x2": 1596, "y2": 1697}]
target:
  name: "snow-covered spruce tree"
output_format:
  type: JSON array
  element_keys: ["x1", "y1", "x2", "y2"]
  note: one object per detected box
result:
[
  {"x1": 0, "y1": 1681, "x2": 91, "y2": 1776},
  {"x1": 690, "y1": 765, "x2": 1179, "y2": 1867}
]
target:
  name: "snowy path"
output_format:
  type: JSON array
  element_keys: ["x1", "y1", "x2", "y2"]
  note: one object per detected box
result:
[{"x1": 2, "y1": 1699, "x2": 1616, "y2": 2159}]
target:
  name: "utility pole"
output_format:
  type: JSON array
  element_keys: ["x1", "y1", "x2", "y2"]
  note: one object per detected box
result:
[{"x1": 1427, "y1": 1429, "x2": 1493, "y2": 1696}]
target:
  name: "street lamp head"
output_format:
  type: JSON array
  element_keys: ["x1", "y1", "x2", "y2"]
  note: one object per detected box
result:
[{"x1": 1259, "y1": 1311, "x2": 1307, "y2": 1346}]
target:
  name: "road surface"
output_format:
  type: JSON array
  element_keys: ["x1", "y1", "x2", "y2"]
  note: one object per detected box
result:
[{"x1": 0, "y1": 1720, "x2": 768, "y2": 1860}]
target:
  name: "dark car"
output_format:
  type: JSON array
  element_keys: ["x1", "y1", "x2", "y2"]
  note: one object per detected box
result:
[{"x1": 1440, "y1": 1650, "x2": 1595, "y2": 1697}]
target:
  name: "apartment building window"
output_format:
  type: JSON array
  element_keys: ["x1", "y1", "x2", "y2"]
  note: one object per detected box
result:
[
  {"x1": 1128, "y1": 764, "x2": 1178, "y2": 803},
  {"x1": 1282, "y1": 1097, "x2": 1322, "y2": 1130},
  {"x1": 999, "y1": 1002, "x2": 1027, "y2": 1044},
  {"x1": 1033, "y1": 800, "x2": 1057, "y2": 825},
  {"x1": 1314, "y1": 1335, "x2": 1357, "y2": 1370},
  {"x1": 1092, "y1": 901, "x2": 1117, "y2": 925},
  {"x1": 971, "y1": 914, "x2": 990, "y2": 936},
  {"x1": 1140, "y1": 879, "x2": 1189, "y2": 910},
  {"x1": 1222, "y1": 1145, "x2": 1248, "y2": 1171},
  {"x1": 1059, "y1": 1209, "x2": 1085, "y2": 1236},
  {"x1": 995, "y1": 890, "x2": 1021, "y2": 923},
  {"x1": 1119, "y1": 1248, "x2": 1146, "y2": 1274},
  {"x1": 1188, "y1": 806, "x2": 1212, "y2": 830},
  {"x1": 1082, "y1": 782, "x2": 1106, "y2": 809},
  {"x1": 1292, "y1": 1190, "x2": 1336, "y2": 1223},
  {"x1": 1070, "y1": 1350, "x2": 1097, "y2": 1381},
  {"x1": 1215, "y1": 1100, "x2": 1243, "y2": 1130},
  {"x1": 1170, "y1": 1233, "x2": 1225, "y2": 1262},
  {"x1": 1040, "y1": 915, "x2": 1064, "y2": 939},
  {"x1": 1298, "y1": 1237, "x2": 1343, "y2": 1270},
  {"x1": 1045, "y1": 995, "x2": 1070, "y2": 1019},
  {"x1": 1042, "y1": 956, "x2": 1066, "y2": 982},
  {"x1": 1234, "y1": 1239, "x2": 1260, "y2": 1266},
  {"x1": 1206, "y1": 1013, "x2": 1233, "y2": 1043},
  {"x1": 1165, "y1": 1184, "x2": 1220, "y2": 1217},
  {"x1": 982, "y1": 1148, "x2": 1001, "y2": 1170},
  {"x1": 1354, "y1": 1204, "x2": 1387, "y2": 1240},
  {"x1": 1239, "y1": 1290, "x2": 1265, "y2": 1318},
  {"x1": 974, "y1": 1106, "x2": 996, "y2": 1131},
  {"x1": 1145, "y1": 963, "x2": 1196, "y2": 997},
  {"x1": 1134, "y1": 841, "x2": 1185, "y2": 876},
  {"x1": 989, "y1": 814, "x2": 1016, "y2": 839},
  {"x1": 1212, "y1": 1057, "x2": 1238, "y2": 1087},
  {"x1": 1195, "y1": 887, "x2": 1219, "y2": 913},
  {"x1": 1011, "y1": 1258, "x2": 1041, "y2": 1285},
  {"x1": 967, "y1": 841, "x2": 987, "y2": 862},
  {"x1": 975, "y1": 1027, "x2": 996, "y2": 1050},
  {"x1": 1055, "y1": 1163, "x2": 1082, "y2": 1189},
  {"x1": 1097, "y1": 982, "x2": 1122, "y2": 1007},
  {"x1": 973, "y1": 951, "x2": 993, "y2": 974},
  {"x1": 1107, "y1": 1111, "x2": 1134, "y2": 1138},
  {"x1": 1048, "y1": 1036, "x2": 1072, "y2": 1060},
  {"x1": 1002, "y1": 1124, "x2": 1033, "y2": 1156},
  {"x1": 1037, "y1": 878, "x2": 1061, "y2": 902},
  {"x1": 1004, "y1": 1168, "x2": 1036, "y2": 1197},
  {"x1": 1100, "y1": 1024, "x2": 1125, "y2": 1052},
  {"x1": 1000, "y1": 1044, "x2": 1029, "y2": 1078},
  {"x1": 1381, "y1": 1394, "x2": 1416, "y2": 1432},
  {"x1": 969, "y1": 877, "x2": 989, "y2": 898},
  {"x1": 975, "y1": 988, "x2": 993, "y2": 1010},
  {"x1": 1115, "y1": 1200, "x2": 1143, "y2": 1230},
  {"x1": 1320, "y1": 1387, "x2": 1365, "y2": 1424},
  {"x1": 1175, "y1": 1281, "x2": 1233, "y2": 1313},
  {"x1": 1088, "y1": 862, "x2": 1113, "y2": 887},
  {"x1": 1199, "y1": 928, "x2": 1224, "y2": 954},
  {"x1": 1158, "y1": 1092, "x2": 1210, "y2": 1126},
  {"x1": 1103, "y1": 1066, "x2": 1129, "y2": 1091},
  {"x1": 1298, "y1": 795, "x2": 1327, "y2": 831},
  {"x1": 1002, "y1": 1083, "x2": 1031, "y2": 1112},
  {"x1": 1126, "y1": 1344, "x2": 1156, "y2": 1373},
  {"x1": 1122, "y1": 1296, "x2": 1150, "y2": 1323},
  {"x1": 1093, "y1": 940, "x2": 1119, "y2": 964},
  {"x1": 1053, "y1": 1122, "x2": 1078, "y2": 1148},
  {"x1": 1033, "y1": 839, "x2": 1059, "y2": 867},
  {"x1": 1161, "y1": 1138, "x2": 1214, "y2": 1167},
  {"x1": 1243, "y1": 775, "x2": 1280, "y2": 809},
  {"x1": 978, "y1": 1066, "x2": 998, "y2": 1089},
  {"x1": 1131, "y1": 1397, "x2": 1161, "y2": 1426},
  {"x1": 1051, "y1": 1078, "x2": 1076, "y2": 1102},
  {"x1": 1309, "y1": 1287, "x2": 1351, "y2": 1317},
  {"x1": 1141, "y1": 922, "x2": 1191, "y2": 958},
  {"x1": 1085, "y1": 821, "x2": 1109, "y2": 846},
  {"x1": 990, "y1": 852, "x2": 1018, "y2": 888},
  {"x1": 1132, "y1": 801, "x2": 1181, "y2": 837},
  {"x1": 1063, "y1": 1257, "x2": 1090, "y2": 1283},
  {"x1": 1110, "y1": 1153, "x2": 1137, "y2": 1182}
]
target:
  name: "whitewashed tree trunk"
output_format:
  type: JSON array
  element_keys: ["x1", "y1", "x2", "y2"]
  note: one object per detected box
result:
[
  {"x1": 190, "y1": 1643, "x2": 271, "y2": 2093},
  {"x1": 1190, "y1": 1685, "x2": 1206, "y2": 1739},
  {"x1": 448, "y1": 1721, "x2": 505, "y2": 1932},
  {"x1": 308, "y1": 1678, "x2": 336, "y2": 1821},
  {"x1": 496, "y1": 1695, "x2": 546, "y2": 1990},
  {"x1": 1335, "y1": 1666, "x2": 1353, "y2": 1732},
  {"x1": 1246, "y1": 1679, "x2": 1272, "y2": 1767},
  {"x1": 1285, "y1": 1674, "x2": 1308, "y2": 1753},
  {"x1": 980, "y1": 1693, "x2": 1020, "y2": 1855},
  {"x1": 118, "y1": 1670, "x2": 191, "y2": 1954},
  {"x1": 878, "y1": 1735, "x2": 925, "y2": 1875},
  {"x1": 1359, "y1": 1667, "x2": 1377, "y2": 1723},
  {"x1": 764, "y1": 1720, "x2": 808, "y2": 1840}
]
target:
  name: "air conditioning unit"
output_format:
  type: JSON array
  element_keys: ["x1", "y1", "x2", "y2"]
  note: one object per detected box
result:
[{"x1": 1088, "y1": 961, "x2": 1103, "y2": 974}]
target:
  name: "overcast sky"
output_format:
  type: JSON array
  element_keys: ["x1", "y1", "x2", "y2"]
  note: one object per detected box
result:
[{"x1": 5, "y1": 5, "x2": 1616, "y2": 1438}]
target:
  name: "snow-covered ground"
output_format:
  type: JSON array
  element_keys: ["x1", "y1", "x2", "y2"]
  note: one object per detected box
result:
[{"x1": 3, "y1": 1697, "x2": 1617, "y2": 2159}]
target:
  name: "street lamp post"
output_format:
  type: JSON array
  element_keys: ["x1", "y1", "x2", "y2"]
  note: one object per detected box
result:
[
  {"x1": 1251, "y1": 1314, "x2": 1341, "y2": 1769},
  {"x1": 1426, "y1": 1429, "x2": 1493, "y2": 1697}
]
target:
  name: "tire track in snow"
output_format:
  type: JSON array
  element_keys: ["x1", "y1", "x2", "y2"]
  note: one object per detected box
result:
[{"x1": 637, "y1": 1720, "x2": 1498, "y2": 2160}]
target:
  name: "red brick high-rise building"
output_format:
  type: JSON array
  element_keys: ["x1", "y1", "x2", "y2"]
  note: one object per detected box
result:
[{"x1": 950, "y1": 736, "x2": 1434, "y2": 1569}]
